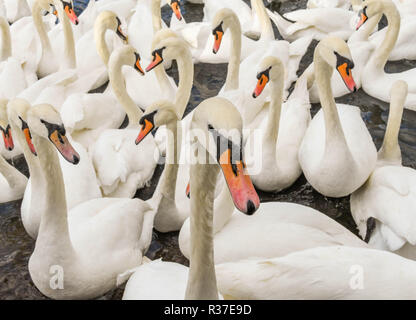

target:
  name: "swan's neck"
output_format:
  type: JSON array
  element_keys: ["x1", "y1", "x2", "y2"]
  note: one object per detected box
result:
[
  {"x1": 185, "y1": 151, "x2": 219, "y2": 300},
  {"x1": 174, "y1": 48, "x2": 194, "y2": 118},
  {"x1": 315, "y1": 52, "x2": 346, "y2": 143},
  {"x1": 224, "y1": 18, "x2": 242, "y2": 92},
  {"x1": 0, "y1": 155, "x2": 22, "y2": 188},
  {"x1": 110, "y1": 63, "x2": 143, "y2": 126},
  {"x1": 212, "y1": 177, "x2": 235, "y2": 233},
  {"x1": 33, "y1": 135, "x2": 74, "y2": 254},
  {"x1": 95, "y1": 24, "x2": 111, "y2": 66},
  {"x1": 251, "y1": 0, "x2": 274, "y2": 41},
  {"x1": 160, "y1": 119, "x2": 182, "y2": 199},
  {"x1": 264, "y1": 72, "x2": 284, "y2": 146},
  {"x1": 151, "y1": 0, "x2": 162, "y2": 33},
  {"x1": 55, "y1": 1, "x2": 76, "y2": 70},
  {"x1": 32, "y1": 1, "x2": 53, "y2": 55},
  {"x1": 0, "y1": 19, "x2": 11, "y2": 61},
  {"x1": 378, "y1": 92, "x2": 404, "y2": 165},
  {"x1": 374, "y1": 3, "x2": 400, "y2": 68}
]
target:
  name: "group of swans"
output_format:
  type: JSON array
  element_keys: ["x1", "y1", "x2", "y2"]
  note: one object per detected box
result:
[{"x1": 0, "y1": 0, "x2": 416, "y2": 300}]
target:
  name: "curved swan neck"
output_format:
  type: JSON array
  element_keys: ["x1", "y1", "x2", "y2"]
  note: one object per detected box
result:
[
  {"x1": 32, "y1": 0, "x2": 53, "y2": 54},
  {"x1": 315, "y1": 48, "x2": 346, "y2": 142},
  {"x1": 55, "y1": 1, "x2": 76, "y2": 70},
  {"x1": 185, "y1": 151, "x2": 219, "y2": 300},
  {"x1": 33, "y1": 135, "x2": 74, "y2": 253},
  {"x1": 174, "y1": 47, "x2": 194, "y2": 118},
  {"x1": 264, "y1": 68, "x2": 284, "y2": 145},
  {"x1": 224, "y1": 16, "x2": 242, "y2": 92},
  {"x1": 0, "y1": 18, "x2": 11, "y2": 61},
  {"x1": 160, "y1": 119, "x2": 182, "y2": 199},
  {"x1": 251, "y1": 0, "x2": 274, "y2": 41},
  {"x1": 374, "y1": 1, "x2": 400, "y2": 68},
  {"x1": 109, "y1": 61, "x2": 143, "y2": 126},
  {"x1": 212, "y1": 178, "x2": 235, "y2": 233},
  {"x1": 151, "y1": 0, "x2": 163, "y2": 33},
  {"x1": 378, "y1": 85, "x2": 405, "y2": 164},
  {"x1": 95, "y1": 23, "x2": 111, "y2": 66}
]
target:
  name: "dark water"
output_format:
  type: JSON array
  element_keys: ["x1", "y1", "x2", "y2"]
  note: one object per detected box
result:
[{"x1": 1, "y1": 0, "x2": 415, "y2": 299}]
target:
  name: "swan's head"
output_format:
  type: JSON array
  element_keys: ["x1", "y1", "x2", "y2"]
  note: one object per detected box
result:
[
  {"x1": 191, "y1": 97, "x2": 260, "y2": 215},
  {"x1": 211, "y1": 8, "x2": 241, "y2": 54},
  {"x1": 356, "y1": 0, "x2": 386, "y2": 30},
  {"x1": 253, "y1": 56, "x2": 284, "y2": 98},
  {"x1": 27, "y1": 104, "x2": 80, "y2": 165},
  {"x1": 0, "y1": 99, "x2": 13, "y2": 151},
  {"x1": 7, "y1": 98, "x2": 37, "y2": 156},
  {"x1": 95, "y1": 11, "x2": 128, "y2": 43},
  {"x1": 146, "y1": 34, "x2": 189, "y2": 72},
  {"x1": 135, "y1": 100, "x2": 179, "y2": 145},
  {"x1": 109, "y1": 45, "x2": 145, "y2": 76},
  {"x1": 317, "y1": 37, "x2": 357, "y2": 92},
  {"x1": 60, "y1": 0, "x2": 79, "y2": 25},
  {"x1": 167, "y1": 0, "x2": 183, "y2": 21}
]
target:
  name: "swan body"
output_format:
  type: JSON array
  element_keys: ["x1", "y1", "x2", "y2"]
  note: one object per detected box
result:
[
  {"x1": 298, "y1": 37, "x2": 377, "y2": 198},
  {"x1": 18, "y1": 102, "x2": 154, "y2": 299},
  {"x1": 89, "y1": 45, "x2": 158, "y2": 198},
  {"x1": 351, "y1": 81, "x2": 416, "y2": 260},
  {"x1": 267, "y1": 7, "x2": 356, "y2": 42},
  {"x1": 360, "y1": 0, "x2": 416, "y2": 110},
  {"x1": 245, "y1": 58, "x2": 311, "y2": 192},
  {"x1": 215, "y1": 246, "x2": 416, "y2": 299},
  {"x1": 307, "y1": 0, "x2": 351, "y2": 9}
]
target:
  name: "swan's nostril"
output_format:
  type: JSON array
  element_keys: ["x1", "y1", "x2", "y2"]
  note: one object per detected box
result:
[
  {"x1": 73, "y1": 155, "x2": 80, "y2": 165},
  {"x1": 246, "y1": 200, "x2": 256, "y2": 215}
]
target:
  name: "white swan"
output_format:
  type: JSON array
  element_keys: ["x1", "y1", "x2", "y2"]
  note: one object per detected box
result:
[
  {"x1": 123, "y1": 95, "x2": 260, "y2": 300},
  {"x1": 3, "y1": 0, "x2": 31, "y2": 23},
  {"x1": 307, "y1": 0, "x2": 351, "y2": 9},
  {"x1": 8, "y1": 98, "x2": 101, "y2": 239},
  {"x1": 351, "y1": 80, "x2": 416, "y2": 260},
  {"x1": 17, "y1": 102, "x2": 154, "y2": 299},
  {"x1": 216, "y1": 245, "x2": 416, "y2": 299},
  {"x1": 267, "y1": 5, "x2": 356, "y2": 41},
  {"x1": 0, "y1": 98, "x2": 27, "y2": 202},
  {"x1": 302, "y1": 13, "x2": 381, "y2": 103},
  {"x1": 298, "y1": 36, "x2": 377, "y2": 198},
  {"x1": 358, "y1": 0, "x2": 416, "y2": 110},
  {"x1": 89, "y1": 45, "x2": 158, "y2": 198},
  {"x1": 244, "y1": 56, "x2": 311, "y2": 192},
  {"x1": 212, "y1": 8, "x2": 310, "y2": 130}
]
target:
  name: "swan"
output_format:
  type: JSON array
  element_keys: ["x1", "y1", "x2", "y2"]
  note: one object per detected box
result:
[
  {"x1": 307, "y1": 0, "x2": 351, "y2": 9},
  {"x1": 358, "y1": 0, "x2": 416, "y2": 110},
  {"x1": 351, "y1": 80, "x2": 416, "y2": 260},
  {"x1": 244, "y1": 56, "x2": 311, "y2": 192},
  {"x1": 266, "y1": 5, "x2": 356, "y2": 41},
  {"x1": 215, "y1": 245, "x2": 416, "y2": 299},
  {"x1": 16, "y1": 102, "x2": 154, "y2": 299},
  {"x1": 298, "y1": 36, "x2": 377, "y2": 198},
  {"x1": 212, "y1": 8, "x2": 311, "y2": 130},
  {"x1": 302, "y1": 13, "x2": 381, "y2": 103},
  {"x1": 8, "y1": 98, "x2": 102, "y2": 239},
  {"x1": 3, "y1": 0, "x2": 31, "y2": 23},
  {"x1": 0, "y1": 99, "x2": 27, "y2": 203},
  {"x1": 123, "y1": 95, "x2": 260, "y2": 300},
  {"x1": 88, "y1": 45, "x2": 158, "y2": 198}
]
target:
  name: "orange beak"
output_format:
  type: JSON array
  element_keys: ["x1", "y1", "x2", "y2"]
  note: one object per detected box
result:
[
  {"x1": 186, "y1": 181, "x2": 190, "y2": 199},
  {"x1": 213, "y1": 30, "x2": 224, "y2": 54},
  {"x1": 337, "y1": 63, "x2": 357, "y2": 92},
  {"x1": 146, "y1": 52, "x2": 164, "y2": 72},
  {"x1": 23, "y1": 127, "x2": 37, "y2": 156},
  {"x1": 253, "y1": 73, "x2": 269, "y2": 98},
  {"x1": 1, "y1": 125, "x2": 14, "y2": 151},
  {"x1": 135, "y1": 119, "x2": 154, "y2": 145},
  {"x1": 218, "y1": 149, "x2": 260, "y2": 215},
  {"x1": 64, "y1": 4, "x2": 79, "y2": 25},
  {"x1": 170, "y1": 1, "x2": 182, "y2": 21},
  {"x1": 49, "y1": 130, "x2": 80, "y2": 164},
  {"x1": 356, "y1": 11, "x2": 368, "y2": 30},
  {"x1": 134, "y1": 53, "x2": 145, "y2": 75}
]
